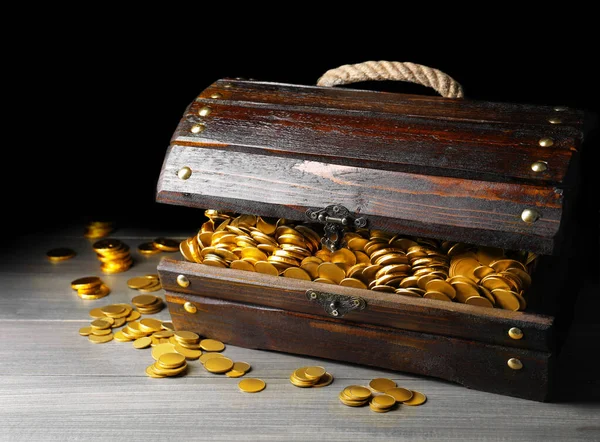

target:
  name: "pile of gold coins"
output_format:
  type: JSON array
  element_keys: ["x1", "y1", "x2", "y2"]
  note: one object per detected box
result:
[
  {"x1": 71, "y1": 276, "x2": 110, "y2": 300},
  {"x1": 92, "y1": 238, "x2": 133, "y2": 274},
  {"x1": 127, "y1": 275, "x2": 163, "y2": 294},
  {"x1": 137, "y1": 237, "x2": 181, "y2": 256},
  {"x1": 339, "y1": 378, "x2": 426, "y2": 413},
  {"x1": 79, "y1": 303, "x2": 142, "y2": 342},
  {"x1": 289, "y1": 366, "x2": 334, "y2": 388},
  {"x1": 131, "y1": 294, "x2": 165, "y2": 314},
  {"x1": 84, "y1": 221, "x2": 115, "y2": 239},
  {"x1": 179, "y1": 210, "x2": 535, "y2": 311},
  {"x1": 47, "y1": 247, "x2": 76, "y2": 262},
  {"x1": 147, "y1": 351, "x2": 188, "y2": 378}
]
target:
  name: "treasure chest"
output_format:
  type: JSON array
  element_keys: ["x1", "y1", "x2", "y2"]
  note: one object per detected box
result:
[{"x1": 155, "y1": 63, "x2": 588, "y2": 401}]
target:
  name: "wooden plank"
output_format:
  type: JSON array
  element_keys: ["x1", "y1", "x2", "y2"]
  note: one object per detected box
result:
[
  {"x1": 157, "y1": 145, "x2": 563, "y2": 254},
  {"x1": 158, "y1": 258, "x2": 554, "y2": 352},
  {"x1": 173, "y1": 100, "x2": 575, "y2": 184},
  {"x1": 206, "y1": 79, "x2": 586, "y2": 129},
  {"x1": 166, "y1": 293, "x2": 553, "y2": 402}
]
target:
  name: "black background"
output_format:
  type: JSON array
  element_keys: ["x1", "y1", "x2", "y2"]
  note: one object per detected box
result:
[{"x1": 5, "y1": 19, "x2": 599, "y2": 241}]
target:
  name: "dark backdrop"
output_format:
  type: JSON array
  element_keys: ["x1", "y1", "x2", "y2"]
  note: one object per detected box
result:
[{"x1": 6, "y1": 22, "x2": 598, "y2": 241}]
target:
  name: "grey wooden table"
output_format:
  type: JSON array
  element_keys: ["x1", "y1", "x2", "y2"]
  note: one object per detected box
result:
[{"x1": 1, "y1": 227, "x2": 599, "y2": 442}]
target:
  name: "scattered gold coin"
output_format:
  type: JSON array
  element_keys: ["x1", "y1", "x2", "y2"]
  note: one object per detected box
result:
[
  {"x1": 369, "y1": 378, "x2": 397, "y2": 393},
  {"x1": 339, "y1": 380, "x2": 426, "y2": 412},
  {"x1": 93, "y1": 238, "x2": 132, "y2": 274},
  {"x1": 46, "y1": 247, "x2": 76, "y2": 262},
  {"x1": 153, "y1": 237, "x2": 180, "y2": 252},
  {"x1": 402, "y1": 390, "x2": 427, "y2": 406},
  {"x1": 146, "y1": 352, "x2": 188, "y2": 378},
  {"x1": 289, "y1": 366, "x2": 334, "y2": 388},
  {"x1": 84, "y1": 221, "x2": 115, "y2": 239},
  {"x1": 238, "y1": 378, "x2": 266, "y2": 393},
  {"x1": 137, "y1": 242, "x2": 162, "y2": 256},
  {"x1": 131, "y1": 293, "x2": 165, "y2": 314},
  {"x1": 70, "y1": 276, "x2": 110, "y2": 300}
]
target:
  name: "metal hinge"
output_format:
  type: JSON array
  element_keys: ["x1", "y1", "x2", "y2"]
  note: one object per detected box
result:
[
  {"x1": 306, "y1": 289, "x2": 366, "y2": 318},
  {"x1": 305, "y1": 205, "x2": 368, "y2": 251}
]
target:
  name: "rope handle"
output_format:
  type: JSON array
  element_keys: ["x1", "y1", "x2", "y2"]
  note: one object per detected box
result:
[{"x1": 317, "y1": 61, "x2": 464, "y2": 99}]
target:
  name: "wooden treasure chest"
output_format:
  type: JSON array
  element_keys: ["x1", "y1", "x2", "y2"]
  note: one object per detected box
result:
[{"x1": 155, "y1": 64, "x2": 588, "y2": 402}]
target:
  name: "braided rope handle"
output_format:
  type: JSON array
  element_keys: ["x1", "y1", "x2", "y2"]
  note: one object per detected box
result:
[{"x1": 317, "y1": 61, "x2": 464, "y2": 99}]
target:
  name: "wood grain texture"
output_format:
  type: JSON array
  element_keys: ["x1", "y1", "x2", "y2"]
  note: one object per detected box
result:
[
  {"x1": 1, "y1": 230, "x2": 599, "y2": 441},
  {"x1": 166, "y1": 293, "x2": 553, "y2": 402},
  {"x1": 157, "y1": 145, "x2": 563, "y2": 254},
  {"x1": 158, "y1": 258, "x2": 554, "y2": 352}
]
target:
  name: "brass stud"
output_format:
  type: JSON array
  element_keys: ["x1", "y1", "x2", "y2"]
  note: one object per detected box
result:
[
  {"x1": 554, "y1": 106, "x2": 568, "y2": 112},
  {"x1": 538, "y1": 137, "x2": 554, "y2": 147},
  {"x1": 177, "y1": 167, "x2": 192, "y2": 180},
  {"x1": 521, "y1": 209, "x2": 540, "y2": 224},
  {"x1": 190, "y1": 123, "x2": 205, "y2": 134},
  {"x1": 176, "y1": 274, "x2": 190, "y2": 288},
  {"x1": 531, "y1": 161, "x2": 548, "y2": 173},
  {"x1": 548, "y1": 117, "x2": 562, "y2": 124},
  {"x1": 210, "y1": 92, "x2": 223, "y2": 99},
  {"x1": 507, "y1": 358, "x2": 523, "y2": 370},
  {"x1": 184, "y1": 301, "x2": 197, "y2": 314},
  {"x1": 198, "y1": 106, "x2": 212, "y2": 117},
  {"x1": 508, "y1": 327, "x2": 524, "y2": 340}
]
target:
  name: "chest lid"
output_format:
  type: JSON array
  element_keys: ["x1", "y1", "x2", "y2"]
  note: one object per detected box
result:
[{"x1": 157, "y1": 78, "x2": 585, "y2": 255}]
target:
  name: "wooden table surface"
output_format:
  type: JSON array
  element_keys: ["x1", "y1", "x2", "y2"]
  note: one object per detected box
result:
[{"x1": 1, "y1": 227, "x2": 599, "y2": 442}]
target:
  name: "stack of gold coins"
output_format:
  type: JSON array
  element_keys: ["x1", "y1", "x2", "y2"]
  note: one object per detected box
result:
[
  {"x1": 172, "y1": 331, "x2": 202, "y2": 353},
  {"x1": 92, "y1": 238, "x2": 132, "y2": 274},
  {"x1": 84, "y1": 221, "x2": 114, "y2": 239},
  {"x1": 131, "y1": 294, "x2": 164, "y2": 314},
  {"x1": 46, "y1": 247, "x2": 76, "y2": 262},
  {"x1": 79, "y1": 304, "x2": 138, "y2": 342},
  {"x1": 146, "y1": 351, "x2": 188, "y2": 378},
  {"x1": 71, "y1": 276, "x2": 110, "y2": 300},
  {"x1": 179, "y1": 210, "x2": 535, "y2": 311},
  {"x1": 127, "y1": 275, "x2": 162, "y2": 293},
  {"x1": 289, "y1": 366, "x2": 334, "y2": 388},
  {"x1": 225, "y1": 361, "x2": 251, "y2": 378},
  {"x1": 339, "y1": 385, "x2": 372, "y2": 407},
  {"x1": 339, "y1": 378, "x2": 427, "y2": 411},
  {"x1": 90, "y1": 303, "x2": 138, "y2": 322}
]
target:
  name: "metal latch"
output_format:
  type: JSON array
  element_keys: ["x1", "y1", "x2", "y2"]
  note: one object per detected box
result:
[
  {"x1": 306, "y1": 289, "x2": 366, "y2": 318},
  {"x1": 305, "y1": 205, "x2": 368, "y2": 251}
]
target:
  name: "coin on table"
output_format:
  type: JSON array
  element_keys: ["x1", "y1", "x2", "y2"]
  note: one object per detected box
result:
[
  {"x1": 370, "y1": 394, "x2": 396, "y2": 409},
  {"x1": 78, "y1": 326, "x2": 92, "y2": 336},
  {"x1": 348, "y1": 386, "x2": 372, "y2": 400},
  {"x1": 238, "y1": 378, "x2": 266, "y2": 393},
  {"x1": 88, "y1": 333, "x2": 113, "y2": 344},
  {"x1": 199, "y1": 338, "x2": 225, "y2": 352},
  {"x1": 304, "y1": 366, "x2": 326, "y2": 380},
  {"x1": 199, "y1": 352, "x2": 225, "y2": 364},
  {"x1": 151, "y1": 343, "x2": 177, "y2": 360},
  {"x1": 127, "y1": 277, "x2": 154, "y2": 290},
  {"x1": 138, "y1": 242, "x2": 161, "y2": 256},
  {"x1": 369, "y1": 378, "x2": 397, "y2": 393},
  {"x1": 47, "y1": 248, "x2": 76, "y2": 262},
  {"x1": 71, "y1": 277, "x2": 102, "y2": 291},
  {"x1": 385, "y1": 387, "x2": 413, "y2": 402},
  {"x1": 204, "y1": 356, "x2": 234, "y2": 374},
  {"x1": 133, "y1": 336, "x2": 152, "y2": 349},
  {"x1": 153, "y1": 237, "x2": 180, "y2": 252},
  {"x1": 312, "y1": 372, "x2": 334, "y2": 388},
  {"x1": 402, "y1": 390, "x2": 427, "y2": 406}
]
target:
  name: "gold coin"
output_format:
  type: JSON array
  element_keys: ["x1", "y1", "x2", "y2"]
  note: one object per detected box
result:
[
  {"x1": 465, "y1": 295, "x2": 494, "y2": 308},
  {"x1": 369, "y1": 378, "x2": 396, "y2": 392},
  {"x1": 491, "y1": 289, "x2": 521, "y2": 311},
  {"x1": 395, "y1": 288, "x2": 422, "y2": 297},
  {"x1": 161, "y1": 322, "x2": 175, "y2": 331},
  {"x1": 158, "y1": 352, "x2": 186, "y2": 368},
  {"x1": 490, "y1": 259, "x2": 527, "y2": 273},
  {"x1": 505, "y1": 267, "x2": 532, "y2": 290},
  {"x1": 113, "y1": 331, "x2": 130, "y2": 342},
  {"x1": 132, "y1": 336, "x2": 152, "y2": 349},
  {"x1": 300, "y1": 262, "x2": 320, "y2": 279},
  {"x1": 256, "y1": 217, "x2": 277, "y2": 235},
  {"x1": 317, "y1": 262, "x2": 346, "y2": 284},
  {"x1": 238, "y1": 378, "x2": 266, "y2": 393},
  {"x1": 331, "y1": 248, "x2": 356, "y2": 267},
  {"x1": 137, "y1": 281, "x2": 162, "y2": 293},
  {"x1": 204, "y1": 356, "x2": 234, "y2": 373},
  {"x1": 230, "y1": 260, "x2": 255, "y2": 272},
  {"x1": 100, "y1": 304, "x2": 125, "y2": 315},
  {"x1": 348, "y1": 386, "x2": 372, "y2": 400},
  {"x1": 153, "y1": 237, "x2": 180, "y2": 252},
  {"x1": 199, "y1": 352, "x2": 226, "y2": 364},
  {"x1": 90, "y1": 319, "x2": 112, "y2": 330},
  {"x1": 88, "y1": 333, "x2": 113, "y2": 344},
  {"x1": 473, "y1": 265, "x2": 495, "y2": 280},
  {"x1": 339, "y1": 393, "x2": 367, "y2": 407},
  {"x1": 362, "y1": 265, "x2": 383, "y2": 281},
  {"x1": 452, "y1": 281, "x2": 481, "y2": 302},
  {"x1": 78, "y1": 326, "x2": 92, "y2": 336},
  {"x1": 513, "y1": 290, "x2": 527, "y2": 310},
  {"x1": 339, "y1": 278, "x2": 368, "y2": 289},
  {"x1": 283, "y1": 267, "x2": 311, "y2": 280},
  {"x1": 71, "y1": 276, "x2": 102, "y2": 290},
  {"x1": 172, "y1": 344, "x2": 201, "y2": 360},
  {"x1": 127, "y1": 277, "x2": 154, "y2": 290},
  {"x1": 290, "y1": 375, "x2": 315, "y2": 388},
  {"x1": 226, "y1": 370, "x2": 246, "y2": 378},
  {"x1": 89, "y1": 308, "x2": 106, "y2": 318},
  {"x1": 402, "y1": 390, "x2": 427, "y2": 406},
  {"x1": 312, "y1": 372, "x2": 334, "y2": 388},
  {"x1": 139, "y1": 318, "x2": 162, "y2": 331},
  {"x1": 233, "y1": 362, "x2": 251, "y2": 373},
  {"x1": 145, "y1": 365, "x2": 165, "y2": 378},
  {"x1": 131, "y1": 295, "x2": 159, "y2": 306},
  {"x1": 199, "y1": 338, "x2": 224, "y2": 352},
  {"x1": 153, "y1": 330, "x2": 174, "y2": 338},
  {"x1": 126, "y1": 311, "x2": 141, "y2": 321},
  {"x1": 47, "y1": 247, "x2": 76, "y2": 262},
  {"x1": 347, "y1": 237, "x2": 368, "y2": 251},
  {"x1": 385, "y1": 387, "x2": 413, "y2": 402},
  {"x1": 304, "y1": 366, "x2": 326, "y2": 380},
  {"x1": 423, "y1": 291, "x2": 453, "y2": 302},
  {"x1": 369, "y1": 403, "x2": 391, "y2": 413},
  {"x1": 151, "y1": 362, "x2": 187, "y2": 377},
  {"x1": 138, "y1": 242, "x2": 161, "y2": 255},
  {"x1": 175, "y1": 331, "x2": 199, "y2": 341},
  {"x1": 371, "y1": 394, "x2": 396, "y2": 409},
  {"x1": 313, "y1": 277, "x2": 335, "y2": 285},
  {"x1": 371, "y1": 285, "x2": 396, "y2": 292},
  {"x1": 91, "y1": 328, "x2": 112, "y2": 336},
  {"x1": 151, "y1": 343, "x2": 177, "y2": 360},
  {"x1": 292, "y1": 367, "x2": 313, "y2": 382},
  {"x1": 425, "y1": 279, "x2": 456, "y2": 299},
  {"x1": 254, "y1": 261, "x2": 279, "y2": 276},
  {"x1": 480, "y1": 276, "x2": 512, "y2": 291},
  {"x1": 112, "y1": 317, "x2": 126, "y2": 328}
]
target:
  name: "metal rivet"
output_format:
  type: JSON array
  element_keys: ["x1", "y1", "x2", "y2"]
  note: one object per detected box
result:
[
  {"x1": 531, "y1": 161, "x2": 548, "y2": 173},
  {"x1": 177, "y1": 274, "x2": 190, "y2": 288},
  {"x1": 190, "y1": 123, "x2": 205, "y2": 134},
  {"x1": 184, "y1": 301, "x2": 197, "y2": 314},
  {"x1": 177, "y1": 167, "x2": 192, "y2": 180},
  {"x1": 331, "y1": 310, "x2": 339, "y2": 317},
  {"x1": 554, "y1": 106, "x2": 568, "y2": 112},
  {"x1": 521, "y1": 209, "x2": 540, "y2": 224},
  {"x1": 508, "y1": 327, "x2": 524, "y2": 340},
  {"x1": 507, "y1": 358, "x2": 523, "y2": 370},
  {"x1": 210, "y1": 92, "x2": 223, "y2": 99},
  {"x1": 539, "y1": 137, "x2": 554, "y2": 147},
  {"x1": 198, "y1": 106, "x2": 212, "y2": 117},
  {"x1": 548, "y1": 117, "x2": 562, "y2": 124}
]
